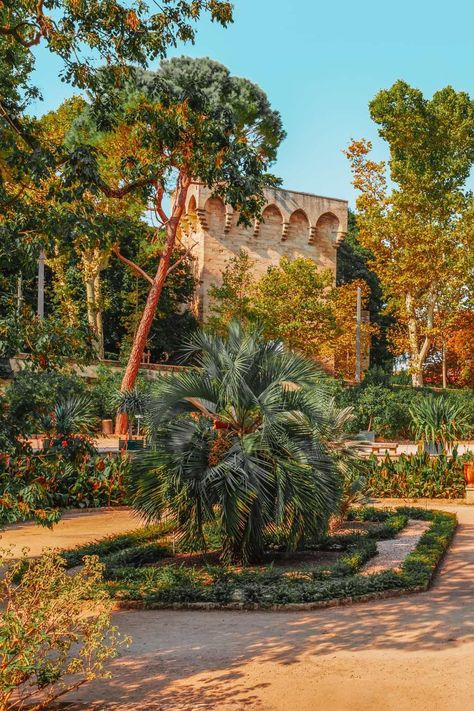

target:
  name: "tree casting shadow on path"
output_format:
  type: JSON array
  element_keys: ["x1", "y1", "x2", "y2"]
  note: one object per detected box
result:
[{"x1": 68, "y1": 512, "x2": 474, "y2": 710}]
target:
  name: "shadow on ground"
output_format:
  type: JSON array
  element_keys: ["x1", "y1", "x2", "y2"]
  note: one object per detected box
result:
[{"x1": 66, "y1": 509, "x2": 474, "y2": 709}]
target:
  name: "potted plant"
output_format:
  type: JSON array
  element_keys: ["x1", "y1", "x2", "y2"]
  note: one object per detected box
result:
[{"x1": 464, "y1": 460, "x2": 474, "y2": 486}]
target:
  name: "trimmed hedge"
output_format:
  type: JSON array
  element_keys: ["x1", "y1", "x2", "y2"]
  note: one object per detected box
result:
[
  {"x1": 61, "y1": 507, "x2": 456, "y2": 608},
  {"x1": 62, "y1": 521, "x2": 174, "y2": 568}
]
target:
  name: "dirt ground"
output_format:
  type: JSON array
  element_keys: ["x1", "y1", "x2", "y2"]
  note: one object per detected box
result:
[
  {"x1": 3, "y1": 502, "x2": 474, "y2": 710},
  {"x1": 0, "y1": 507, "x2": 140, "y2": 558}
]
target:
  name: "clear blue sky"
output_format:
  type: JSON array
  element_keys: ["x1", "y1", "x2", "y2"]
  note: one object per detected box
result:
[{"x1": 30, "y1": 0, "x2": 474, "y2": 206}]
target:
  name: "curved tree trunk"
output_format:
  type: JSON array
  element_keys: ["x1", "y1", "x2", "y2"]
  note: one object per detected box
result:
[{"x1": 115, "y1": 174, "x2": 191, "y2": 435}]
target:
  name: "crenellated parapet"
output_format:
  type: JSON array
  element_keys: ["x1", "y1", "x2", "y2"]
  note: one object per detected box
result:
[
  {"x1": 182, "y1": 182, "x2": 348, "y2": 320},
  {"x1": 185, "y1": 183, "x2": 348, "y2": 247}
]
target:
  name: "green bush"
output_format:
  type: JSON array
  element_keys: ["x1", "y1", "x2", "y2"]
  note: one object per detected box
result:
[
  {"x1": 62, "y1": 521, "x2": 174, "y2": 567},
  {"x1": 4, "y1": 370, "x2": 88, "y2": 436},
  {"x1": 0, "y1": 451, "x2": 130, "y2": 526},
  {"x1": 335, "y1": 383, "x2": 474, "y2": 441},
  {"x1": 59, "y1": 507, "x2": 455, "y2": 609},
  {"x1": 0, "y1": 552, "x2": 128, "y2": 710},
  {"x1": 365, "y1": 451, "x2": 467, "y2": 499},
  {"x1": 409, "y1": 396, "x2": 473, "y2": 450}
]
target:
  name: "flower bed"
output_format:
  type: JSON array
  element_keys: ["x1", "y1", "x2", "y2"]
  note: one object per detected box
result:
[{"x1": 61, "y1": 507, "x2": 456, "y2": 609}]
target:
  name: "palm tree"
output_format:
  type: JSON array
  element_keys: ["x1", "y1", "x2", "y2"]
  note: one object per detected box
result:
[{"x1": 130, "y1": 322, "x2": 350, "y2": 564}]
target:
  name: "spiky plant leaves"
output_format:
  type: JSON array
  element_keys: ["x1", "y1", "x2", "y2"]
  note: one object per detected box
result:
[
  {"x1": 130, "y1": 322, "x2": 355, "y2": 564},
  {"x1": 39, "y1": 395, "x2": 97, "y2": 436},
  {"x1": 409, "y1": 396, "x2": 472, "y2": 451}
]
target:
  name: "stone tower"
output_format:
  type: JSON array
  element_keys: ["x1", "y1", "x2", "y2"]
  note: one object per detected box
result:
[{"x1": 182, "y1": 183, "x2": 348, "y2": 319}]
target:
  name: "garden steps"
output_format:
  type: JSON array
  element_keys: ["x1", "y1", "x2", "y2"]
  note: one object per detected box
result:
[{"x1": 361, "y1": 519, "x2": 430, "y2": 575}]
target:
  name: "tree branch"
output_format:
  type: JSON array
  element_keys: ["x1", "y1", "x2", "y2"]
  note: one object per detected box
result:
[
  {"x1": 166, "y1": 241, "x2": 197, "y2": 277},
  {"x1": 112, "y1": 245, "x2": 153, "y2": 285},
  {"x1": 154, "y1": 183, "x2": 169, "y2": 224},
  {"x1": 99, "y1": 177, "x2": 154, "y2": 199}
]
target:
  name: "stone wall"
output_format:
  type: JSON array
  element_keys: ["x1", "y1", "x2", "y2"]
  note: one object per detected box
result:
[{"x1": 182, "y1": 184, "x2": 348, "y2": 319}]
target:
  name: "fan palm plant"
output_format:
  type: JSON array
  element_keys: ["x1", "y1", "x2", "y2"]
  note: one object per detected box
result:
[
  {"x1": 115, "y1": 389, "x2": 149, "y2": 437},
  {"x1": 130, "y1": 322, "x2": 351, "y2": 564}
]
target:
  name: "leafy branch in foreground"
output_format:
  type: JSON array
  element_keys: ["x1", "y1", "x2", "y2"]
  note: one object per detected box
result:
[{"x1": 0, "y1": 551, "x2": 130, "y2": 711}]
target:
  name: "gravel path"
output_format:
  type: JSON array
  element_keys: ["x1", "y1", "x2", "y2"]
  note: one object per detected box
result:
[{"x1": 361, "y1": 519, "x2": 430, "y2": 575}]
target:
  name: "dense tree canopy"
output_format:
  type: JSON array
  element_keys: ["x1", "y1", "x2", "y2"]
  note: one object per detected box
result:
[
  {"x1": 208, "y1": 251, "x2": 377, "y2": 379},
  {"x1": 347, "y1": 81, "x2": 474, "y2": 386}
]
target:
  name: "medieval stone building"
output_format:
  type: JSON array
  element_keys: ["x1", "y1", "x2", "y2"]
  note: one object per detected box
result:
[{"x1": 182, "y1": 183, "x2": 348, "y2": 320}]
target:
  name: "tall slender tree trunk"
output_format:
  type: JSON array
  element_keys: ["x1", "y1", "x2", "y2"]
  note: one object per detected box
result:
[
  {"x1": 406, "y1": 292, "x2": 434, "y2": 388},
  {"x1": 115, "y1": 173, "x2": 191, "y2": 435},
  {"x1": 82, "y1": 249, "x2": 107, "y2": 360},
  {"x1": 442, "y1": 341, "x2": 447, "y2": 389}
]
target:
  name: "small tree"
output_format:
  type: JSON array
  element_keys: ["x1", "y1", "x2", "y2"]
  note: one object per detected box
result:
[
  {"x1": 208, "y1": 254, "x2": 377, "y2": 377},
  {"x1": 0, "y1": 552, "x2": 129, "y2": 711},
  {"x1": 208, "y1": 249, "x2": 257, "y2": 332},
  {"x1": 131, "y1": 322, "x2": 343, "y2": 564}
]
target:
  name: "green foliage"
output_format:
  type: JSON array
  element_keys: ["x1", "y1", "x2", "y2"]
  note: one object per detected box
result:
[
  {"x1": 88, "y1": 364, "x2": 123, "y2": 420},
  {"x1": 347, "y1": 83, "x2": 474, "y2": 385},
  {"x1": 39, "y1": 394, "x2": 97, "y2": 438},
  {"x1": 62, "y1": 522, "x2": 174, "y2": 568},
  {"x1": 207, "y1": 249, "x2": 256, "y2": 331},
  {"x1": 336, "y1": 209, "x2": 394, "y2": 371},
  {"x1": 208, "y1": 254, "x2": 338, "y2": 361},
  {"x1": 0, "y1": 451, "x2": 130, "y2": 526},
  {"x1": 409, "y1": 395, "x2": 472, "y2": 449},
  {"x1": 130, "y1": 321, "x2": 348, "y2": 564},
  {"x1": 0, "y1": 308, "x2": 94, "y2": 367},
  {"x1": 335, "y1": 383, "x2": 474, "y2": 441},
  {"x1": 66, "y1": 507, "x2": 455, "y2": 607},
  {"x1": 4, "y1": 370, "x2": 89, "y2": 436},
  {"x1": 0, "y1": 551, "x2": 128, "y2": 710},
  {"x1": 336, "y1": 383, "x2": 423, "y2": 438},
  {"x1": 366, "y1": 451, "x2": 468, "y2": 499}
]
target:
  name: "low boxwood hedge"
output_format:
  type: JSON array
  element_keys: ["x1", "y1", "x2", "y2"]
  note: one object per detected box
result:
[{"x1": 60, "y1": 507, "x2": 456, "y2": 608}]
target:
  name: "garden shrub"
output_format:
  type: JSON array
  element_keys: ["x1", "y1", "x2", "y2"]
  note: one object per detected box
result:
[
  {"x1": 0, "y1": 552, "x2": 129, "y2": 711},
  {"x1": 102, "y1": 541, "x2": 170, "y2": 579},
  {"x1": 0, "y1": 450, "x2": 130, "y2": 526},
  {"x1": 58, "y1": 507, "x2": 455, "y2": 608},
  {"x1": 335, "y1": 383, "x2": 474, "y2": 441},
  {"x1": 4, "y1": 370, "x2": 88, "y2": 436},
  {"x1": 62, "y1": 521, "x2": 175, "y2": 568},
  {"x1": 365, "y1": 451, "x2": 468, "y2": 499}
]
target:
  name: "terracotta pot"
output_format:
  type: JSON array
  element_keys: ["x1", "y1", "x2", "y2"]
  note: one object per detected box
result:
[
  {"x1": 463, "y1": 462, "x2": 474, "y2": 486},
  {"x1": 101, "y1": 419, "x2": 113, "y2": 436}
]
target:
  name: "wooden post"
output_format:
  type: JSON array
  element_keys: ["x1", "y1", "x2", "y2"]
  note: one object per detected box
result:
[
  {"x1": 37, "y1": 250, "x2": 45, "y2": 319},
  {"x1": 17, "y1": 275, "x2": 22, "y2": 315},
  {"x1": 355, "y1": 286, "x2": 362, "y2": 383}
]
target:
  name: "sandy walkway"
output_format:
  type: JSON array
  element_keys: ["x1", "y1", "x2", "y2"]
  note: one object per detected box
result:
[
  {"x1": 0, "y1": 507, "x2": 141, "y2": 557},
  {"x1": 4, "y1": 503, "x2": 474, "y2": 710}
]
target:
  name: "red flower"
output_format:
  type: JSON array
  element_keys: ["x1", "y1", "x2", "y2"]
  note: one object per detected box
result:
[{"x1": 61, "y1": 440, "x2": 68, "y2": 448}]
